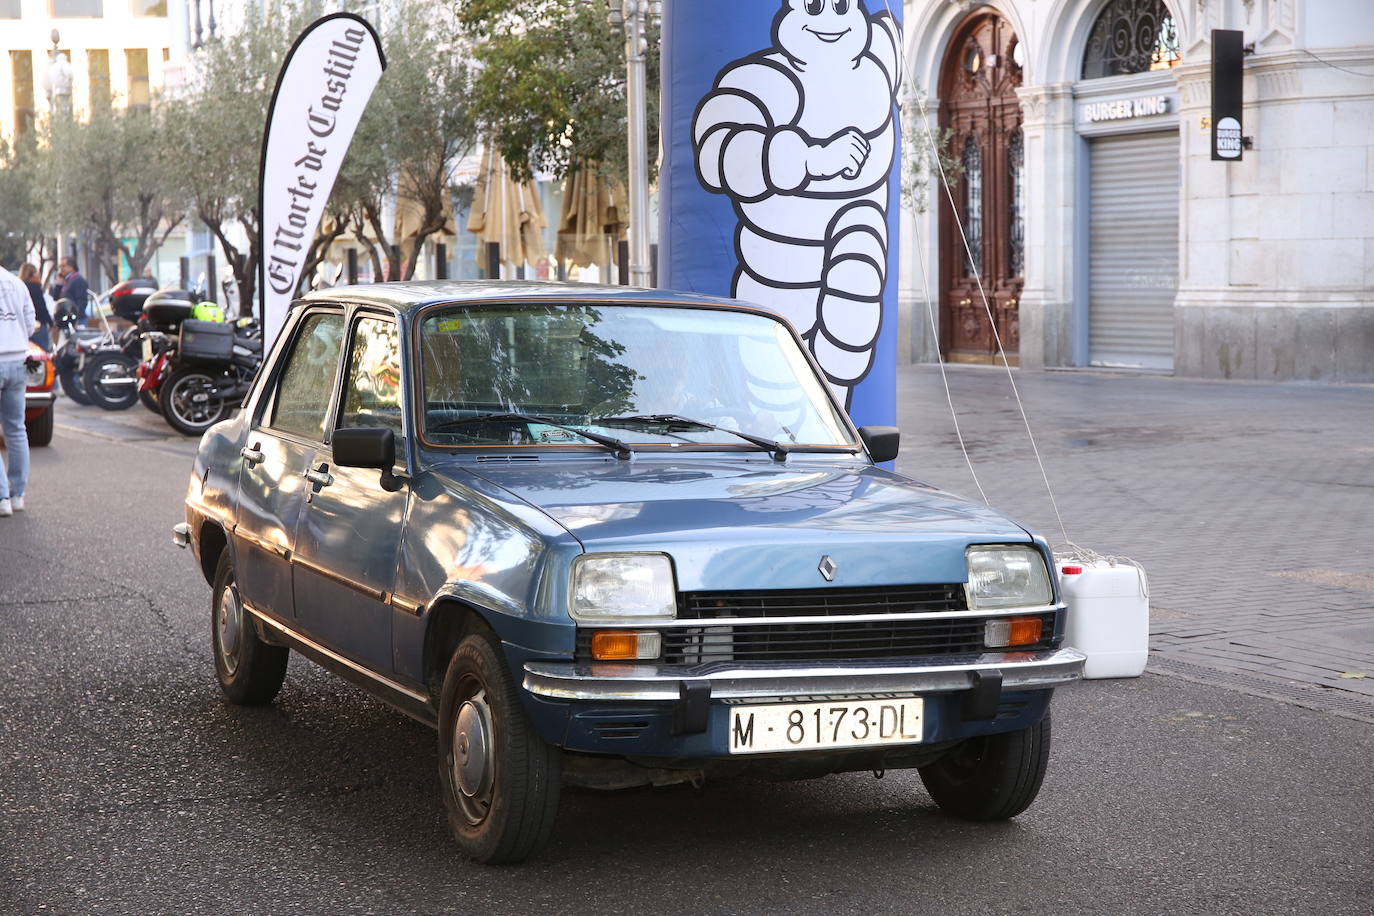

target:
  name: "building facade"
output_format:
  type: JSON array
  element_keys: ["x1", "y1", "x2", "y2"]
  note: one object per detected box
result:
[{"x1": 900, "y1": 0, "x2": 1374, "y2": 381}]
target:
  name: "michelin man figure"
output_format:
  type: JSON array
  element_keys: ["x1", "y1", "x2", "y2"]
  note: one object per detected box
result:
[{"x1": 694, "y1": 0, "x2": 901, "y2": 408}]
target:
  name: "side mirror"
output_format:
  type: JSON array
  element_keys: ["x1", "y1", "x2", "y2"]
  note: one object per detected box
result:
[
  {"x1": 333, "y1": 427, "x2": 396, "y2": 469},
  {"x1": 858, "y1": 426, "x2": 900, "y2": 464}
]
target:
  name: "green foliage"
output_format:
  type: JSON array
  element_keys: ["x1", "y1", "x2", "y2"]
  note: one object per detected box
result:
[
  {"x1": 457, "y1": 0, "x2": 659, "y2": 183},
  {"x1": 901, "y1": 88, "x2": 963, "y2": 216},
  {"x1": 36, "y1": 102, "x2": 185, "y2": 283},
  {"x1": 337, "y1": 3, "x2": 479, "y2": 280},
  {"x1": 0, "y1": 136, "x2": 40, "y2": 270}
]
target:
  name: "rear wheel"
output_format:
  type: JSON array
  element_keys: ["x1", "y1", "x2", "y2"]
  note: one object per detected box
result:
[
  {"x1": 211, "y1": 551, "x2": 288, "y2": 705},
  {"x1": 918, "y1": 710, "x2": 1051, "y2": 821},
  {"x1": 82, "y1": 351, "x2": 139, "y2": 410},
  {"x1": 438, "y1": 629, "x2": 561, "y2": 864},
  {"x1": 161, "y1": 366, "x2": 231, "y2": 436}
]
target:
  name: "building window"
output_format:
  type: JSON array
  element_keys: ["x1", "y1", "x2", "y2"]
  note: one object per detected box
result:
[
  {"x1": 1081, "y1": 0, "x2": 1180, "y2": 80},
  {"x1": 10, "y1": 50, "x2": 34, "y2": 137},
  {"x1": 51, "y1": 0, "x2": 104, "y2": 16},
  {"x1": 962, "y1": 135, "x2": 983, "y2": 278},
  {"x1": 1008, "y1": 129, "x2": 1025, "y2": 278},
  {"x1": 131, "y1": 0, "x2": 168, "y2": 16},
  {"x1": 126, "y1": 48, "x2": 149, "y2": 108},
  {"x1": 0, "y1": 0, "x2": 21, "y2": 19},
  {"x1": 88, "y1": 49, "x2": 110, "y2": 108}
]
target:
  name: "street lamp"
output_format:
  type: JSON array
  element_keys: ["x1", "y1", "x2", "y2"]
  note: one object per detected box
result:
[
  {"x1": 42, "y1": 29, "x2": 73, "y2": 117},
  {"x1": 606, "y1": 0, "x2": 660, "y2": 288}
]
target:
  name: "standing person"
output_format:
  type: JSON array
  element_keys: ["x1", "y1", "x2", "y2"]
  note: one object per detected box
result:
[
  {"x1": 55, "y1": 256, "x2": 89, "y2": 325},
  {"x1": 0, "y1": 262, "x2": 37, "y2": 516},
  {"x1": 18, "y1": 263, "x2": 52, "y2": 351}
]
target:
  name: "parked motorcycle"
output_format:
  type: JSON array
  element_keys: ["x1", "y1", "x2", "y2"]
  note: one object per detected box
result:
[
  {"x1": 82, "y1": 284, "x2": 206, "y2": 412},
  {"x1": 159, "y1": 314, "x2": 262, "y2": 436}
]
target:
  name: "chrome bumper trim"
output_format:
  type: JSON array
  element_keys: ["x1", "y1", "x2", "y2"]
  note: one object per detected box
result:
[
  {"x1": 25, "y1": 390, "x2": 56, "y2": 406},
  {"x1": 523, "y1": 648, "x2": 1087, "y2": 701},
  {"x1": 171, "y1": 522, "x2": 191, "y2": 549}
]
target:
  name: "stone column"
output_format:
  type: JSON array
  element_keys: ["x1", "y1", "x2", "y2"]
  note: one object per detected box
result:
[{"x1": 1015, "y1": 81, "x2": 1077, "y2": 369}]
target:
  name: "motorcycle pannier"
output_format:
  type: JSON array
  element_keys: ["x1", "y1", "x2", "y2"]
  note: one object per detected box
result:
[{"x1": 179, "y1": 319, "x2": 235, "y2": 364}]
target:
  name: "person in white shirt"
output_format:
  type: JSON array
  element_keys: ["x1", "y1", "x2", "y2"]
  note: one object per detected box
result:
[{"x1": 0, "y1": 262, "x2": 37, "y2": 516}]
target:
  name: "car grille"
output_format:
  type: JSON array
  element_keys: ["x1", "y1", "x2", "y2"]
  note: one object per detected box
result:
[
  {"x1": 573, "y1": 585, "x2": 1058, "y2": 664},
  {"x1": 678, "y1": 584, "x2": 968, "y2": 619}
]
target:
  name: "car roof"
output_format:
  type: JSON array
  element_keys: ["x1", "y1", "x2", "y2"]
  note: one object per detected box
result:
[{"x1": 294, "y1": 280, "x2": 762, "y2": 316}]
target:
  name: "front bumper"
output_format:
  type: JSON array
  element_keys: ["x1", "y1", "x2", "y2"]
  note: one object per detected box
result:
[{"x1": 524, "y1": 647, "x2": 1086, "y2": 701}]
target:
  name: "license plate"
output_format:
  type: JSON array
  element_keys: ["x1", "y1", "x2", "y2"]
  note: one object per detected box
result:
[{"x1": 728, "y1": 698, "x2": 924, "y2": 755}]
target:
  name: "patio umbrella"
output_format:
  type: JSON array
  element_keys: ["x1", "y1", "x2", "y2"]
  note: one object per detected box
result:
[
  {"x1": 466, "y1": 144, "x2": 548, "y2": 271},
  {"x1": 555, "y1": 164, "x2": 627, "y2": 269}
]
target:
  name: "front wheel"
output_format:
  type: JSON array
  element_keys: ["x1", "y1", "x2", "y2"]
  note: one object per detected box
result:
[
  {"x1": 161, "y1": 366, "x2": 232, "y2": 436},
  {"x1": 918, "y1": 710, "x2": 1052, "y2": 821},
  {"x1": 210, "y1": 551, "x2": 288, "y2": 705},
  {"x1": 438, "y1": 630, "x2": 561, "y2": 864},
  {"x1": 82, "y1": 351, "x2": 139, "y2": 410},
  {"x1": 139, "y1": 388, "x2": 160, "y2": 413},
  {"x1": 57, "y1": 356, "x2": 91, "y2": 406}
]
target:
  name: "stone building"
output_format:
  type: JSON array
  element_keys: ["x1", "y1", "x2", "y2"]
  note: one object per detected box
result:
[{"x1": 900, "y1": 0, "x2": 1374, "y2": 381}]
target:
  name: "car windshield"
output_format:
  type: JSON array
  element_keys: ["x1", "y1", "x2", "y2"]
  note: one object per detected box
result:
[{"x1": 418, "y1": 303, "x2": 854, "y2": 450}]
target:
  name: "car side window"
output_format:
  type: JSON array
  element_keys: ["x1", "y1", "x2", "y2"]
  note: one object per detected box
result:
[
  {"x1": 266, "y1": 311, "x2": 345, "y2": 441},
  {"x1": 337, "y1": 315, "x2": 403, "y2": 438}
]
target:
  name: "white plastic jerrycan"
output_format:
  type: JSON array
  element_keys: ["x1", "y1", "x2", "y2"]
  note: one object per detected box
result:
[{"x1": 1059, "y1": 560, "x2": 1149, "y2": 679}]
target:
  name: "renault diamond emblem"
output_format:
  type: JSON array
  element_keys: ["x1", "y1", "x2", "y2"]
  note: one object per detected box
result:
[{"x1": 818, "y1": 555, "x2": 837, "y2": 582}]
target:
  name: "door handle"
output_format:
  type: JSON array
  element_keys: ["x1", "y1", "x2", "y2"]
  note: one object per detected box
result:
[
  {"x1": 240, "y1": 444, "x2": 264, "y2": 465},
  {"x1": 960, "y1": 297, "x2": 972, "y2": 307},
  {"x1": 303, "y1": 466, "x2": 334, "y2": 488}
]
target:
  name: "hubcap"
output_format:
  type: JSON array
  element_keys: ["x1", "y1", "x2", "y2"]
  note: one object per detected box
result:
[
  {"x1": 217, "y1": 583, "x2": 243, "y2": 676},
  {"x1": 450, "y1": 689, "x2": 495, "y2": 824}
]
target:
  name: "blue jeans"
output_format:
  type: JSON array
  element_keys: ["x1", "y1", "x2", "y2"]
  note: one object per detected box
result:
[{"x1": 0, "y1": 359, "x2": 28, "y2": 501}]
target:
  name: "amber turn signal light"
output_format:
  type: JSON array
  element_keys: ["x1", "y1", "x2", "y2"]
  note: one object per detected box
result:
[
  {"x1": 984, "y1": 616, "x2": 1043, "y2": 648},
  {"x1": 590, "y1": 630, "x2": 662, "y2": 661}
]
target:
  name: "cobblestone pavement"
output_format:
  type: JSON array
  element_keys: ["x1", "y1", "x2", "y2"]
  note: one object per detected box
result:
[{"x1": 895, "y1": 364, "x2": 1374, "y2": 722}]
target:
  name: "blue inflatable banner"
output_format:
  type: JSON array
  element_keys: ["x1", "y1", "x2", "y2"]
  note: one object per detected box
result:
[{"x1": 661, "y1": 0, "x2": 903, "y2": 428}]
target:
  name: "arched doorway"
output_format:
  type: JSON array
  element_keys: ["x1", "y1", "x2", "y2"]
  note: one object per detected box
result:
[{"x1": 938, "y1": 10, "x2": 1024, "y2": 362}]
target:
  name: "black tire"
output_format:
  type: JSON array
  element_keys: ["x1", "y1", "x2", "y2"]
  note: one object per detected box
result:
[
  {"x1": 161, "y1": 366, "x2": 231, "y2": 436},
  {"x1": 438, "y1": 630, "x2": 561, "y2": 864},
  {"x1": 918, "y1": 710, "x2": 1052, "y2": 821},
  {"x1": 25, "y1": 404, "x2": 54, "y2": 447},
  {"x1": 211, "y1": 551, "x2": 288, "y2": 706},
  {"x1": 82, "y1": 351, "x2": 140, "y2": 411},
  {"x1": 139, "y1": 388, "x2": 160, "y2": 413},
  {"x1": 58, "y1": 358, "x2": 91, "y2": 406}
]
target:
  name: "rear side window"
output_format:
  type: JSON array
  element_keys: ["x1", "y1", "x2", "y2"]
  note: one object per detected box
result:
[{"x1": 267, "y1": 311, "x2": 344, "y2": 440}]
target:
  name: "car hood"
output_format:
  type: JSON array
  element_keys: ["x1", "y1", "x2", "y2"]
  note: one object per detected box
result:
[{"x1": 460, "y1": 456, "x2": 1032, "y2": 591}]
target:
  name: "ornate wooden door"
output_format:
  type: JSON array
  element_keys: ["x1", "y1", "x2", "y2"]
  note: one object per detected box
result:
[{"x1": 938, "y1": 11, "x2": 1025, "y2": 362}]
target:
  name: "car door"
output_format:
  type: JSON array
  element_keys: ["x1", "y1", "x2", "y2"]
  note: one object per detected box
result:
[
  {"x1": 232, "y1": 308, "x2": 347, "y2": 621},
  {"x1": 290, "y1": 311, "x2": 408, "y2": 672}
]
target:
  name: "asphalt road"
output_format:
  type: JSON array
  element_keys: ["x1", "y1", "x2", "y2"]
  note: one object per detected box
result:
[{"x1": 1, "y1": 405, "x2": 1371, "y2": 916}]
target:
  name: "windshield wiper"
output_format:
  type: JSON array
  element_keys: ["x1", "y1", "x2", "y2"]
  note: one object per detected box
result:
[
  {"x1": 596, "y1": 413, "x2": 791, "y2": 462},
  {"x1": 430, "y1": 412, "x2": 633, "y2": 460}
]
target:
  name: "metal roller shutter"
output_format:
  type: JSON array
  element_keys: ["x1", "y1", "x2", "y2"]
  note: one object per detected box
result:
[{"x1": 1088, "y1": 131, "x2": 1179, "y2": 370}]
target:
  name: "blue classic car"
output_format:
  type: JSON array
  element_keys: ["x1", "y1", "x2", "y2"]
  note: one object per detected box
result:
[{"x1": 177, "y1": 282, "x2": 1084, "y2": 863}]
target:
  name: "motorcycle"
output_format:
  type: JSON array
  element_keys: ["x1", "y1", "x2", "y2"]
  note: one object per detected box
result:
[
  {"x1": 81, "y1": 281, "x2": 206, "y2": 412},
  {"x1": 159, "y1": 314, "x2": 262, "y2": 437}
]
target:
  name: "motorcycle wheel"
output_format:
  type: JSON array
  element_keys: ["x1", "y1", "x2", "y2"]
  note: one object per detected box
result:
[
  {"x1": 140, "y1": 389, "x2": 161, "y2": 413},
  {"x1": 82, "y1": 351, "x2": 140, "y2": 411},
  {"x1": 161, "y1": 366, "x2": 232, "y2": 436},
  {"x1": 58, "y1": 356, "x2": 92, "y2": 406}
]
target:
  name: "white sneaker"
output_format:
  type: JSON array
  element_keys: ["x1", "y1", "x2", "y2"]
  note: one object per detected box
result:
[
  {"x1": 11, "y1": 495, "x2": 22, "y2": 511},
  {"x1": 0, "y1": 499, "x2": 10, "y2": 517}
]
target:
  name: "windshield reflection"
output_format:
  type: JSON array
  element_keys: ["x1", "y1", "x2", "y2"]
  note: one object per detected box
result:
[{"x1": 418, "y1": 304, "x2": 853, "y2": 449}]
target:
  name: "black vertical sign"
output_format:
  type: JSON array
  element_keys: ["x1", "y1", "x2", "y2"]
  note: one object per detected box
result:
[{"x1": 1212, "y1": 29, "x2": 1244, "y2": 161}]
